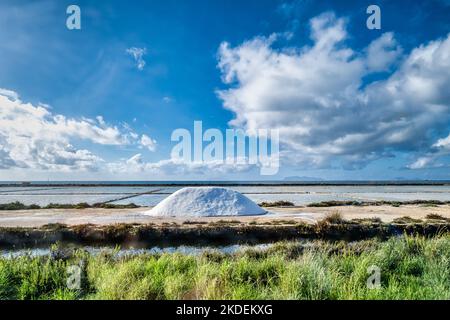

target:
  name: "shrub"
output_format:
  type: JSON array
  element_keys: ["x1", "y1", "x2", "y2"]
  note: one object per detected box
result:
[
  {"x1": 351, "y1": 217, "x2": 382, "y2": 224},
  {"x1": 425, "y1": 214, "x2": 449, "y2": 221},
  {"x1": 0, "y1": 202, "x2": 27, "y2": 210},
  {"x1": 392, "y1": 216, "x2": 423, "y2": 224},
  {"x1": 259, "y1": 201, "x2": 295, "y2": 207},
  {"x1": 321, "y1": 211, "x2": 345, "y2": 224}
]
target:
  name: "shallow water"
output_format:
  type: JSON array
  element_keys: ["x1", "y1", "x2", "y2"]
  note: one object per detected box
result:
[
  {"x1": 0, "y1": 243, "x2": 273, "y2": 259},
  {"x1": 1, "y1": 185, "x2": 450, "y2": 206}
]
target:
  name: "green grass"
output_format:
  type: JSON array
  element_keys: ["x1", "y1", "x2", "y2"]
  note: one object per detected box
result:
[{"x1": 1, "y1": 234, "x2": 450, "y2": 300}]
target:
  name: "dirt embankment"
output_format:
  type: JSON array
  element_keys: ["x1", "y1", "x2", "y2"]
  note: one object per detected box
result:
[
  {"x1": 0, "y1": 220, "x2": 449, "y2": 249},
  {"x1": 1, "y1": 204, "x2": 450, "y2": 249}
]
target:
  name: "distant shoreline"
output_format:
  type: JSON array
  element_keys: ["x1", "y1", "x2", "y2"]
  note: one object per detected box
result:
[{"x1": 1, "y1": 181, "x2": 450, "y2": 187}]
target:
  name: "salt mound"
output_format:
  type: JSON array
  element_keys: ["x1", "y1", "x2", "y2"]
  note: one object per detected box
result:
[{"x1": 145, "y1": 187, "x2": 266, "y2": 217}]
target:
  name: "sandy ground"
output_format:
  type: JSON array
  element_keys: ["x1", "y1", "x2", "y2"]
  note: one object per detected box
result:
[{"x1": 0, "y1": 205, "x2": 450, "y2": 227}]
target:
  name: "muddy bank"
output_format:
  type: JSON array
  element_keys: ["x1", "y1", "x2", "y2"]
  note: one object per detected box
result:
[{"x1": 0, "y1": 221, "x2": 449, "y2": 249}]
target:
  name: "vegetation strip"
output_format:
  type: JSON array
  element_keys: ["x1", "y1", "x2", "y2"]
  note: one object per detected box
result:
[
  {"x1": 0, "y1": 201, "x2": 139, "y2": 210},
  {"x1": 307, "y1": 200, "x2": 450, "y2": 207}
]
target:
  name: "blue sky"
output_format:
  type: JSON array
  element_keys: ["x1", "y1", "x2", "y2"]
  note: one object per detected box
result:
[{"x1": 0, "y1": 0, "x2": 450, "y2": 181}]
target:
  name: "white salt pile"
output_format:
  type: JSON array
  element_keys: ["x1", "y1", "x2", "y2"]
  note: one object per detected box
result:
[{"x1": 145, "y1": 187, "x2": 266, "y2": 217}]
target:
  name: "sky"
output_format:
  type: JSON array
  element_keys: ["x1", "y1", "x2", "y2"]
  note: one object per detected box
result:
[{"x1": 0, "y1": 0, "x2": 450, "y2": 181}]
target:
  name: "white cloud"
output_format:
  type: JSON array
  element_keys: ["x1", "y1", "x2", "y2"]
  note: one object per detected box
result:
[
  {"x1": 108, "y1": 154, "x2": 256, "y2": 176},
  {"x1": 140, "y1": 134, "x2": 157, "y2": 152},
  {"x1": 407, "y1": 133, "x2": 450, "y2": 169},
  {"x1": 0, "y1": 89, "x2": 136, "y2": 171},
  {"x1": 162, "y1": 96, "x2": 172, "y2": 103},
  {"x1": 407, "y1": 156, "x2": 436, "y2": 169},
  {"x1": 126, "y1": 153, "x2": 144, "y2": 166},
  {"x1": 217, "y1": 12, "x2": 450, "y2": 169},
  {"x1": 366, "y1": 32, "x2": 402, "y2": 72},
  {"x1": 433, "y1": 134, "x2": 450, "y2": 150},
  {"x1": 126, "y1": 47, "x2": 147, "y2": 70},
  {"x1": 0, "y1": 88, "x2": 19, "y2": 100}
]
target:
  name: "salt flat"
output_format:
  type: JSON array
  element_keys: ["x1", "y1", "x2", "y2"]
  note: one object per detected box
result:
[
  {"x1": 3, "y1": 185, "x2": 450, "y2": 207},
  {"x1": 1, "y1": 205, "x2": 450, "y2": 227}
]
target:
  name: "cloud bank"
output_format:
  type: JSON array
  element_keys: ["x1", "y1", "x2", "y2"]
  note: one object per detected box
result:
[
  {"x1": 108, "y1": 154, "x2": 257, "y2": 177},
  {"x1": 217, "y1": 12, "x2": 450, "y2": 170},
  {"x1": 0, "y1": 90, "x2": 156, "y2": 172}
]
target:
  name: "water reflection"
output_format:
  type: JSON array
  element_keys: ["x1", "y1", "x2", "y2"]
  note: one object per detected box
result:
[{"x1": 1, "y1": 243, "x2": 274, "y2": 259}]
